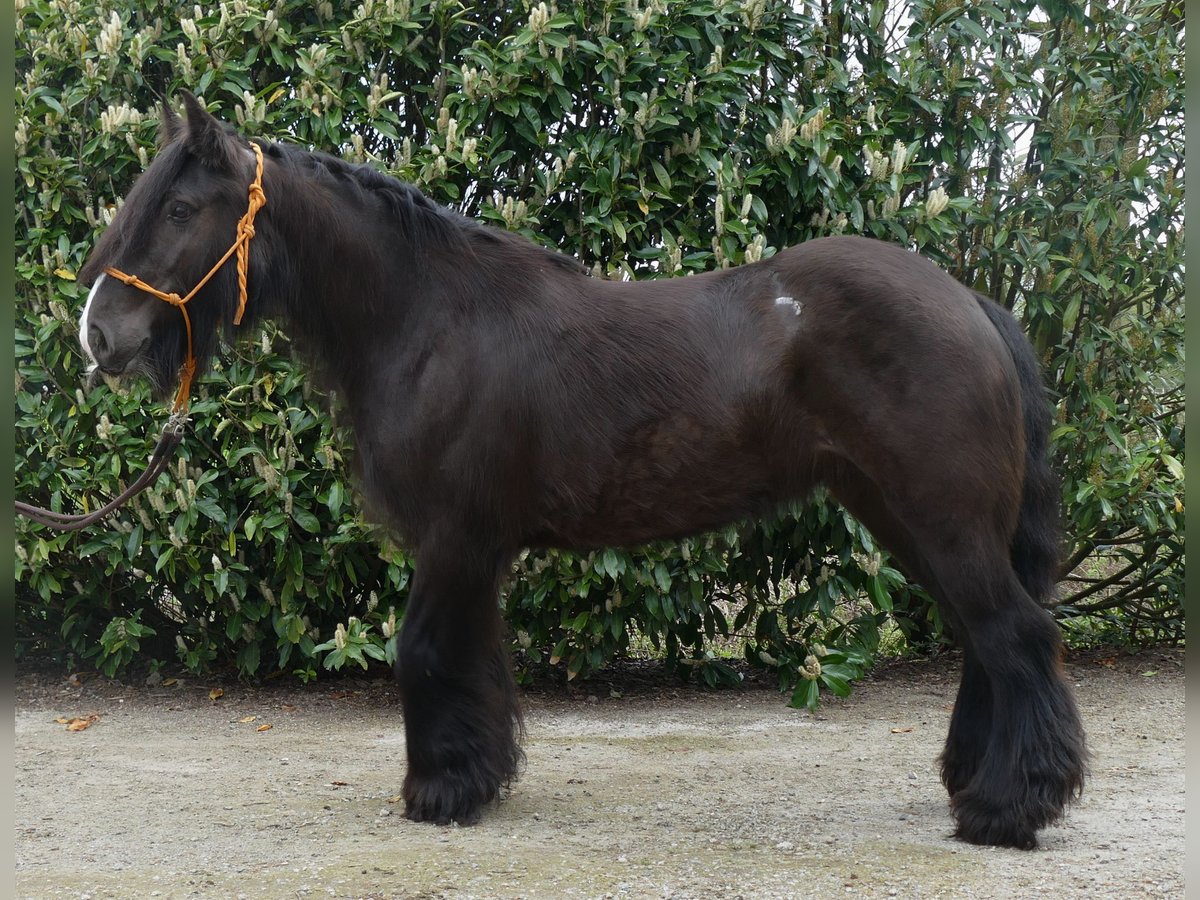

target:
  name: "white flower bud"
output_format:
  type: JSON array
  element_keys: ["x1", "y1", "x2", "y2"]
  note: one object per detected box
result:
[
  {"x1": 799, "y1": 108, "x2": 826, "y2": 141},
  {"x1": 745, "y1": 234, "x2": 766, "y2": 264},
  {"x1": 801, "y1": 655, "x2": 822, "y2": 680},
  {"x1": 96, "y1": 11, "x2": 123, "y2": 58},
  {"x1": 926, "y1": 186, "x2": 949, "y2": 218}
]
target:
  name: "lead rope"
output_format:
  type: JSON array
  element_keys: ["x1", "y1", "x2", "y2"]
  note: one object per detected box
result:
[
  {"x1": 15, "y1": 413, "x2": 188, "y2": 532},
  {"x1": 15, "y1": 142, "x2": 267, "y2": 532}
]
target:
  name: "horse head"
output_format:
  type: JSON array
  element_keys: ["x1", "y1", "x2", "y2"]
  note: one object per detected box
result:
[{"x1": 78, "y1": 92, "x2": 265, "y2": 404}]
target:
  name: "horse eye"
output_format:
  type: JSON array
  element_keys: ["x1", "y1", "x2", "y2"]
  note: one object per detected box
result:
[{"x1": 167, "y1": 200, "x2": 193, "y2": 222}]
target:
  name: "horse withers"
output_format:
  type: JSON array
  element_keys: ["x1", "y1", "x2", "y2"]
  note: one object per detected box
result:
[{"x1": 75, "y1": 93, "x2": 1086, "y2": 848}]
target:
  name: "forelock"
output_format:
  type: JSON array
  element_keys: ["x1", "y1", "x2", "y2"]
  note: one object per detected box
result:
[{"x1": 80, "y1": 141, "x2": 190, "y2": 285}]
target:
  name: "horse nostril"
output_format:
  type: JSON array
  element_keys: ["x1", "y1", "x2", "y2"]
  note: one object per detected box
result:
[{"x1": 88, "y1": 322, "x2": 109, "y2": 358}]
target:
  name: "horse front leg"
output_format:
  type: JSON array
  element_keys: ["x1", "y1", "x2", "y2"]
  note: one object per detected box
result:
[{"x1": 395, "y1": 539, "x2": 523, "y2": 825}]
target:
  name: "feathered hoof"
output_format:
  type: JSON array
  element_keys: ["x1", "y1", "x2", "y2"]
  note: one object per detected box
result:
[{"x1": 402, "y1": 769, "x2": 496, "y2": 826}]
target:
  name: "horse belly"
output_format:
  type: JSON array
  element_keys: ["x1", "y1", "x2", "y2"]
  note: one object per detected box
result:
[{"x1": 531, "y1": 410, "x2": 811, "y2": 549}]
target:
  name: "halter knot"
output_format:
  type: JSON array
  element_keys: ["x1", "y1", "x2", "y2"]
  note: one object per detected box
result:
[{"x1": 101, "y1": 141, "x2": 266, "y2": 412}]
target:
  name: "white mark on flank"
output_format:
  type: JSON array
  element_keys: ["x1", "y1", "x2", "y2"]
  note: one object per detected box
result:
[
  {"x1": 775, "y1": 295, "x2": 803, "y2": 316},
  {"x1": 79, "y1": 271, "x2": 105, "y2": 368}
]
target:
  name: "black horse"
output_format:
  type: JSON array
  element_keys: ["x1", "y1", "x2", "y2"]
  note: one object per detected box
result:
[{"x1": 76, "y1": 94, "x2": 1085, "y2": 848}]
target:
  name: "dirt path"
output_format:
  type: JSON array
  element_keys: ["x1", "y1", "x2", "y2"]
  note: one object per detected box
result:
[{"x1": 14, "y1": 648, "x2": 1184, "y2": 899}]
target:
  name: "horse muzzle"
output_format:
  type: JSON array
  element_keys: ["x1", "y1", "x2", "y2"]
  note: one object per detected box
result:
[{"x1": 87, "y1": 333, "x2": 148, "y2": 378}]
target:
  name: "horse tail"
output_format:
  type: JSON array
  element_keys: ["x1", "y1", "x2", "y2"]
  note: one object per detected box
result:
[{"x1": 975, "y1": 293, "x2": 1062, "y2": 606}]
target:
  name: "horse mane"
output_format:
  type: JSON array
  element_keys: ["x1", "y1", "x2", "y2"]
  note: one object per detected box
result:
[{"x1": 263, "y1": 142, "x2": 588, "y2": 277}]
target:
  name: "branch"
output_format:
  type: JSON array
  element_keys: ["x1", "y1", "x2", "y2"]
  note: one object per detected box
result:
[{"x1": 1057, "y1": 549, "x2": 1153, "y2": 605}]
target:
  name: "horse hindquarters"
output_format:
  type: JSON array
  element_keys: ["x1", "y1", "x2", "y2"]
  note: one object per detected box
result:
[{"x1": 394, "y1": 538, "x2": 523, "y2": 825}]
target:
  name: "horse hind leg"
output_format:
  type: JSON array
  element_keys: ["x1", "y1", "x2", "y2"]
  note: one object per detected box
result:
[
  {"x1": 824, "y1": 458, "x2": 1084, "y2": 847},
  {"x1": 937, "y1": 640, "x2": 993, "y2": 799},
  {"x1": 920, "y1": 535, "x2": 1086, "y2": 848},
  {"x1": 823, "y1": 460, "x2": 996, "y2": 801}
]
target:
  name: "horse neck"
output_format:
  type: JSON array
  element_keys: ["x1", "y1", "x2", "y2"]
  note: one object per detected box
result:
[{"x1": 260, "y1": 157, "x2": 429, "y2": 375}]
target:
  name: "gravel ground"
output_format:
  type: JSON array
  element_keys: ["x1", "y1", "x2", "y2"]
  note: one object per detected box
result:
[{"x1": 14, "y1": 648, "x2": 1184, "y2": 899}]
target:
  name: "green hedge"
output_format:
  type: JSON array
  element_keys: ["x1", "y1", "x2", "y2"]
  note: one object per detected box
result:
[{"x1": 15, "y1": 0, "x2": 1183, "y2": 699}]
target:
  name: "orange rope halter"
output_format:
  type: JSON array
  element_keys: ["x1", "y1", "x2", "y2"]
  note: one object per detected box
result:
[{"x1": 104, "y1": 142, "x2": 267, "y2": 413}]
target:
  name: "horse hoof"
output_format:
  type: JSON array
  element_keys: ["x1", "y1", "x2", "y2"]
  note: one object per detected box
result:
[
  {"x1": 404, "y1": 799, "x2": 482, "y2": 827},
  {"x1": 402, "y1": 771, "x2": 493, "y2": 826},
  {"x1": 950, "y1": 784, "x2": 1064, "y2": 849},
  {"x1": 953, "y1": 810, "x2": 1039, "y2": 850}
]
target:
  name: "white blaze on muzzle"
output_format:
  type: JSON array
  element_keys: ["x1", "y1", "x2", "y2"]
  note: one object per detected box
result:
[{"x1": 78, "y1": 271, "x2": 105, "y2": 371}]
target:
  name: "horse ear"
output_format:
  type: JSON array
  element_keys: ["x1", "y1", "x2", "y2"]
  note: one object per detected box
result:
[
  {"x1": 157, "y1": 99, "x2": 183, "y2": 149},
  {"x1": 179, "y1": 90, "x2": 239, "y2": 170}
]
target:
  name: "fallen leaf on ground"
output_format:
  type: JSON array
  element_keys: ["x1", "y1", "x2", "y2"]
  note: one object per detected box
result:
[
  {"x1": 256, "y1": 723, "x2": 273, "y2": 732},
  {"x1": 281, "y1": 704, "x2": 297, "y2": 712},
  {"x1": 162, "y1": 678, "x2": 178, "y2": 687},
  {"x1": 331, "y1": 780, "x2": 350, "y2": 786},
  {"x1": 891, "y1": 726, "x2": 914, "y2": 734},
  {"x1": 386, "y1": 795, "x2": 404, "y2": 804},
  {"x1": 55, "y1": 714, "x2": 100, "y2": 732},
  {"x1": 237, "y1": 716, "x2": 258, "y2": 724},
  {"x1": 209, "y1": 688, "x2": 224, "y2": 702}
]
